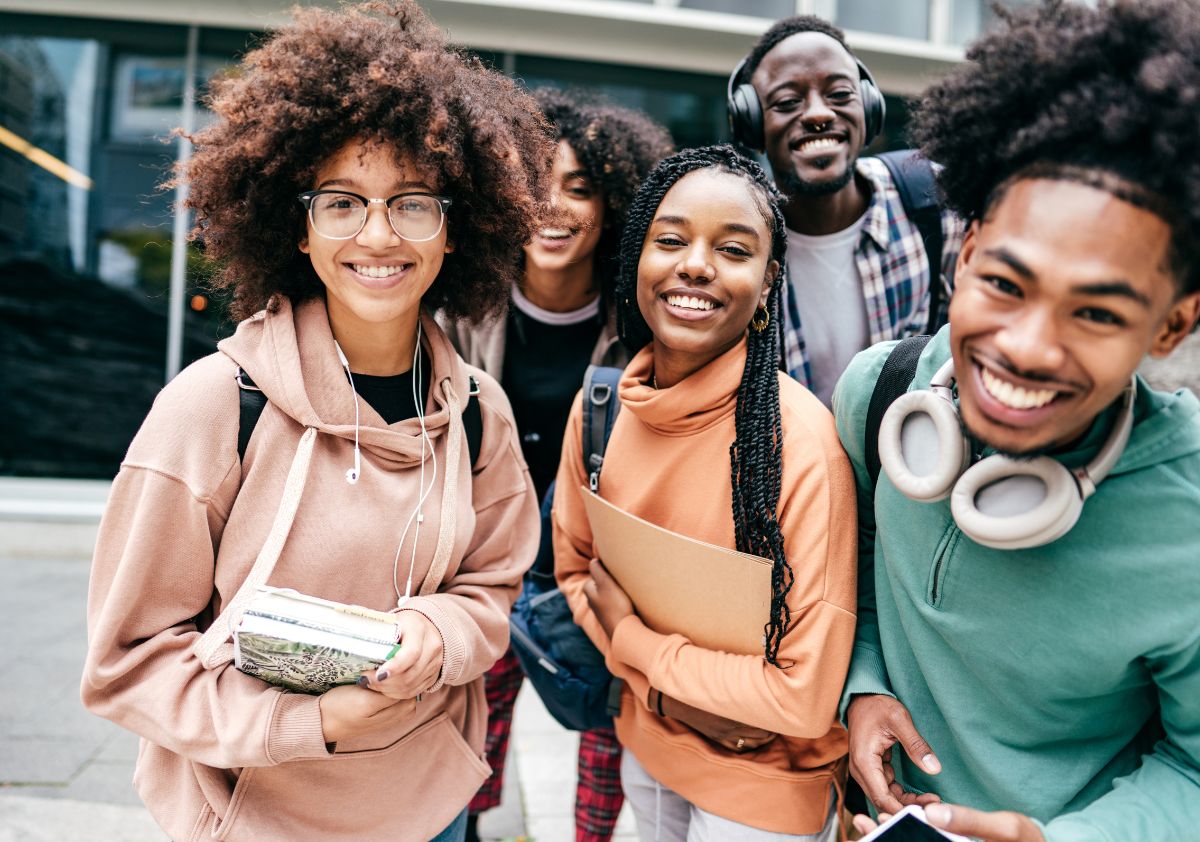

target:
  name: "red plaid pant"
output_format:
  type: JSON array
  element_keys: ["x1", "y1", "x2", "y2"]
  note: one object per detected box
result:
[{"x1": 470, "y1": 647, "x2": 625, "y2": 842}]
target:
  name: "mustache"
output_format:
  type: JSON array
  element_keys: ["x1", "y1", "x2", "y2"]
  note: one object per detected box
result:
[{"x1": 974, "y1": 352, "x2": 1088, "y2": 393}]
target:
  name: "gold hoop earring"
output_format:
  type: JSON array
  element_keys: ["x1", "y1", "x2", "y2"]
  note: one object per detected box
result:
[{"x1": 750, "y1": 305, "x2": 770, "y2": 333}]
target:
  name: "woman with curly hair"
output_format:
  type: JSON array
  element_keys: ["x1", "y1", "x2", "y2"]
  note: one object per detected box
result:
[
  {"x1": 443, "y1": 88, "x2": 671, "y2": 842},
  {"x1": 554, "y1": 145, "x2": 858, "y2": 841},
  {"x1": 79, "y1": 3, "x2": 551, "y2": 840}
]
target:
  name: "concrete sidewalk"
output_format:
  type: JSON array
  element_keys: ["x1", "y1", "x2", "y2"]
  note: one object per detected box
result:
[{"x1": 0, "y1": 552, "x2": 633, "y2": 841}]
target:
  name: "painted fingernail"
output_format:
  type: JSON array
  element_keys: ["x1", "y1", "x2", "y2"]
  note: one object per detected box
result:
[
  {"x1": 923, "y1": 754, "x2": 942, "y2": 774},
  {"x1": 376, "y1": 669, "x2": 390, "y2": 682},
  {"x1": 356, "y1": 675, "x2": 370, "y2": 688},
  {"x1": 925, "y1": 804, "x2": 951, "y2": 825}
]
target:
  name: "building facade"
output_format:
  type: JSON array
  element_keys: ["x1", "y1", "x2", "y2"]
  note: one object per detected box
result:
[{"x1": 0, "y1": 0, "x2": 1024, "y2": 478}]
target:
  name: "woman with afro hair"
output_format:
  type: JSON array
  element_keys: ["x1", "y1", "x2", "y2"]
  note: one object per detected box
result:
[
  {"x1": 442, "y1": 88, "x2": 672, "y2": 842},
  {"x1": 554, "y1": 145, "x2": 858, "y2": 841},
  {"x1": 80, "y1": 3, "x2": 552, "y2": 840}
]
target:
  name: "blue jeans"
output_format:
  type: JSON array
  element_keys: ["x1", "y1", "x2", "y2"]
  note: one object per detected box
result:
[{"x1": 428, "y1": 808, "x2": 468, "y2": 842}]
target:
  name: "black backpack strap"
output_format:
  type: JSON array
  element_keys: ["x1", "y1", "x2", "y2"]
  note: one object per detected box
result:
[
  {"x1": 864, "y1": 335, "x2": 933, "y2": 488},
  {"x1": 463, "y1": 376, "x2": 483, "y2": 469},
  {"x1": 878, "y1": 150, "x2": 945, "y2": 335},
  {"x1": 236, "y1": 368, "x2": 268, "y2": 463},
  {"x1": 582, "y1": 365, "x2": 624, "y2": 492}
]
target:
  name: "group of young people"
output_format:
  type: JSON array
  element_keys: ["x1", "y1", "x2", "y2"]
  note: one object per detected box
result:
[{"x1": 79, "y1": 1, "x2": 1200, "y2": 841}]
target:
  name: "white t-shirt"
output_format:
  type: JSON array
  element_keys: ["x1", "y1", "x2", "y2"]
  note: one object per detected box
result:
[{"x1": 785, "y1": 214, "x2": 870, "y2": 407}]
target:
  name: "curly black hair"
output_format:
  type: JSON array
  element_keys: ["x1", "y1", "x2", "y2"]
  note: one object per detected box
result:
[
  {"x1": 183, "y1": 0, "x2": 553, "y2": 322},
  {"x1": 910, "y1": 0, "x2": 1200, "y2": 295},
  {"x1": 735, "y1": 15, "x2": 851, "y2": 86},
  {"x1": 616, "y1": 145, "x2": 795, "y2": 666},
  {"x1": 533, "y1": 88, "x2": 673, "y2": 295}
]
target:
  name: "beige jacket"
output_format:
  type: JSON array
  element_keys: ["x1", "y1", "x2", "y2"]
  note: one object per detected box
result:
[
  {"x1": 439, "y1": 304, "x2": 626, "y2": 376},
  {"x1": 81, "y1": 298, "x2": 539, "y2": 842}
]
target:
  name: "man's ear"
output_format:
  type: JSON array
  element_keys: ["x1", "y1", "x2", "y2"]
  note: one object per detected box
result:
[
  {"x1": 299, "y1": 236, "x2": 309, "y2": 255},
  {"x1": 761, "y1": 259, "x2": 781, "y2": 307},
  {"x1": 444, "y1": 239, "x2": 455, "y2": 255},
  {"x1": 955, "y1": 220, "x2": 979, "y2": 280},
  {"x1": 1149, "y1": 290, "x2": 1200, "y2": 358}
]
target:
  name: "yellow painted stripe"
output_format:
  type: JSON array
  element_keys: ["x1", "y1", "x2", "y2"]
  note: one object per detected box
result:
[{"x1": 0, "y1": 123, "x2": 93, "y2": 190}]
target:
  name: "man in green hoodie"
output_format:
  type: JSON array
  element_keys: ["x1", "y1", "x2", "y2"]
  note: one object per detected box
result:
[{"x1": 833, "y1": 2, "x2": 1200, "y2": 840}]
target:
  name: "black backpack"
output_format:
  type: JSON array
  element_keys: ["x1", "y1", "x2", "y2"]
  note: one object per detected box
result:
[
  {"x1": 508, "y1": 364, "x2": 623, "y2": 732},
  {"x1": 876, "y1": 151, "x2": 947, "y2": 337},
  {"x1": 235, "y1": 369, "x2": 482, "y2": 466}
]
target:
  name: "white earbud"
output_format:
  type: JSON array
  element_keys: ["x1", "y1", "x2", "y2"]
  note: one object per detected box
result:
[{"x1": 334, "y1": 341, "x2": 361, "y2": 485}]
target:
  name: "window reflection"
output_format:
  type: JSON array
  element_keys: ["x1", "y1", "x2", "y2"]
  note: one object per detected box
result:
[{"x1": 837, "y1": 0, "x2": 930, "y2": 41}]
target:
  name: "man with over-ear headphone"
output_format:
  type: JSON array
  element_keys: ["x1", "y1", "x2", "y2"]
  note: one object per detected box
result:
[
  {"x1": 830, "y1": 3, "x2": 1200, "y2": 842},
  {"x1": 729, "y1": 16, "x2": 964, "y2": 407}
]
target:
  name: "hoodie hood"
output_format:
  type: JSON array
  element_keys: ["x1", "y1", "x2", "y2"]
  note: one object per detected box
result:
[{"x1": 218, "y1": 297, "x2": 472, "y2": 469}]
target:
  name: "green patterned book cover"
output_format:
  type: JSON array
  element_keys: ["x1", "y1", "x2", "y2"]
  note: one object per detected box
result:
[{"x1": 233, "y1": 588, "x2": 401, "y2": 695}]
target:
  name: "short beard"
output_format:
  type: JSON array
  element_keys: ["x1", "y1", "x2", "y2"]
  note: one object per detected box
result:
[{"x1": 779, "y1": 160, "x2": 855, "y2": 198}]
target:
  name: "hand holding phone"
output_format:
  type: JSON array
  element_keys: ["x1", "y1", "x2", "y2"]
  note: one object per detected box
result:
[{"x1": 857, "y1": 806, "x2": 974, "y2": 842}]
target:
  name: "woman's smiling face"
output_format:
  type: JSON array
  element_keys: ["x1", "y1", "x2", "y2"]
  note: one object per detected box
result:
[
  {"x1": 524, "y1": 140, "x2": 605, "y2": 273},
  {"x1": 299, "y1": 139, "x2": 453, "y2": 336},
  {"x1": 636, "y1": 168, "x2": 778, "y2": 375}
]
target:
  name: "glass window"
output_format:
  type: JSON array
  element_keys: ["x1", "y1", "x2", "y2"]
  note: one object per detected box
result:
[
  {"x1": 951, "y1": 0, "x2": 1040, "y2": 45},
  {"x1": 0, "y1": 15, "x2": 247, "y2": 479},
  {"x1": 679, "y1": 0, "x2": 797, "y2": 19},
  {"x1": 514, "y1": 55, "x2": 729, "y2": 151},
  {"x1": 837, "y1": 0, "x2": 930, "y2": 41}
]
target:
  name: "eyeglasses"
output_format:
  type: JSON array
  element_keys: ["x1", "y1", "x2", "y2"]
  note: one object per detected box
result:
[{"x1": 297, "y1": 190, "x2": 452, "y2": 242}]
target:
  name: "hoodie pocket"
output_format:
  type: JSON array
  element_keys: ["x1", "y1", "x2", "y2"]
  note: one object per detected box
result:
[{"x1": 212, "y1": 711, "x2": 489, "y2": 842}]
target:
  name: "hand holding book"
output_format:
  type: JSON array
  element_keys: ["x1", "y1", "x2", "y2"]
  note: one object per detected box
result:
[
  {"x1": 233, "y1": 587, "x2": 445, "y2": 700},
  {"x1": 359, "y1": 610, "x2": 444, "y2": 700},
  {"x1": 319, "y1": 685, "x2": 417, "y2": 744},
  {"x1": 583, "y1": 557, "x2": 634, "y2": 640}
]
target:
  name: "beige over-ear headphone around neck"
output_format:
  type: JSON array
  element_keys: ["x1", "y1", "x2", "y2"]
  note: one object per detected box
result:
[{"x1": 877, "y1": 359, "x2": 1136, "y2": 550}]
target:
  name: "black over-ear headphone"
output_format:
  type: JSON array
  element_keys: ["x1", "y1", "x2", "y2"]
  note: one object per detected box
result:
[{"x1": 727, "y1": 52, "x2": 886, "y2": 153}]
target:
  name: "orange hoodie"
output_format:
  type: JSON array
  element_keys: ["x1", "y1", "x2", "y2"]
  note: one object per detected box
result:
[
  {"x1": 81, "y1": 298, "x2": 539, "y2": 842},
  {"x1": 554, "y1": 338, "x2": 857, "y2": 836}
]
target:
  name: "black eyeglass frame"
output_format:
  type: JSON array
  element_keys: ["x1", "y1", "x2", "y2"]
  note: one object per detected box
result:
[{"x1": 297, "y1": 189, "x2": 453, "y2": 242}]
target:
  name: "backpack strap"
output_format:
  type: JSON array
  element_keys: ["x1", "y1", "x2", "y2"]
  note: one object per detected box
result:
[
  {"x1": 582, "y1": 365, "x2": 624, "y2": 493},
  {"x1": 236, "y1": 368, "x2": 268, "y2": 463},
  {"x1": 864, "y1": 335, "x2": 933, "y2": 488},
  {"x1": 877, "y1": 150, "x2": 945, "y2": 335},
  {"x1": 463, "y1": 375, "x2": 483, "y2": 469}
]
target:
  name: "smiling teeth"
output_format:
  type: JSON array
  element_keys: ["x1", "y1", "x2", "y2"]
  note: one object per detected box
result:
[
  {"x1": 981, "y1": 367, "x2": 1058, "y2": 410},
  {"x1": 800, "y1": 137, "x2": 840, "y2": 153},
  {"x1": 666, "y1": 295, "x2": 715, "y2": 311},
  {"x1": 353, "y1": 264, "x2": 405, "y2": 278},
  {"x1": 540, "y1": 228, "x2": 571, "y2": 239}
]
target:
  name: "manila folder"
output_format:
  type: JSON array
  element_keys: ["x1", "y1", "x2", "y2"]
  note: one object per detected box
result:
[{"x1": 580, "y1": 487, "x2": 771, "y2": 656}]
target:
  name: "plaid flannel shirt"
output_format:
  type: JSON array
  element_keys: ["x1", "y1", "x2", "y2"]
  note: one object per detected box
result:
[{"x1": 781, "y1": 155, "x2": 966, "y2": 387}]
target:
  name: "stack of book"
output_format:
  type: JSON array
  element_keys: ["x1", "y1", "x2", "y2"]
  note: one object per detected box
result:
[{"x1": 233, "y1": 587, "x2": 402, "y2": 694}]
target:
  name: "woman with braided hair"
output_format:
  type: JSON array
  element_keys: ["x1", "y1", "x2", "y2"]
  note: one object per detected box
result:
[{"x1": 554, "y1": 145, "x2": 857, "y2": 841}]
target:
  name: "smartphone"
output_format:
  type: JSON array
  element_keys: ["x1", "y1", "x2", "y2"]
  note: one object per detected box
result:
[{"x1": 857, "y1": 805, "x2": 973, "y2": 842}]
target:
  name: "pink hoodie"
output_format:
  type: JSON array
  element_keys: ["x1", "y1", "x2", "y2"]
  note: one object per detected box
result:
[{"x1": 81, "y1": 298, "x2": 539, "y2": 841}]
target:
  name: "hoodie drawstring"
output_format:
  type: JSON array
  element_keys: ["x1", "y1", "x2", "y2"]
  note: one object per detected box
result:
[{"x1": 194, "y1": 425, "x2": 319, "y2": 669}]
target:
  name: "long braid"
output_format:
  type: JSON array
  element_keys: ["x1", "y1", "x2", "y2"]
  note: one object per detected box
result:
[{"x1": 616, "y1": 145, "x2": 795, "y2": 666}]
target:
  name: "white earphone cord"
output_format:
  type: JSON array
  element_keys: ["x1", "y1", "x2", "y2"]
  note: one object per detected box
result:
[
  {"x1": 335, "y1": 329, "x2": 437, "y2": 608},
  {"x1": 393, "y1": 320, "x2": 437, "y2": 607}
]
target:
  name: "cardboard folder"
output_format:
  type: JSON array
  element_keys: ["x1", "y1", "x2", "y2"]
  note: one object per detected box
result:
[{"x1": 580, "y1": 487, "x2": 772, "y2": 656}]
